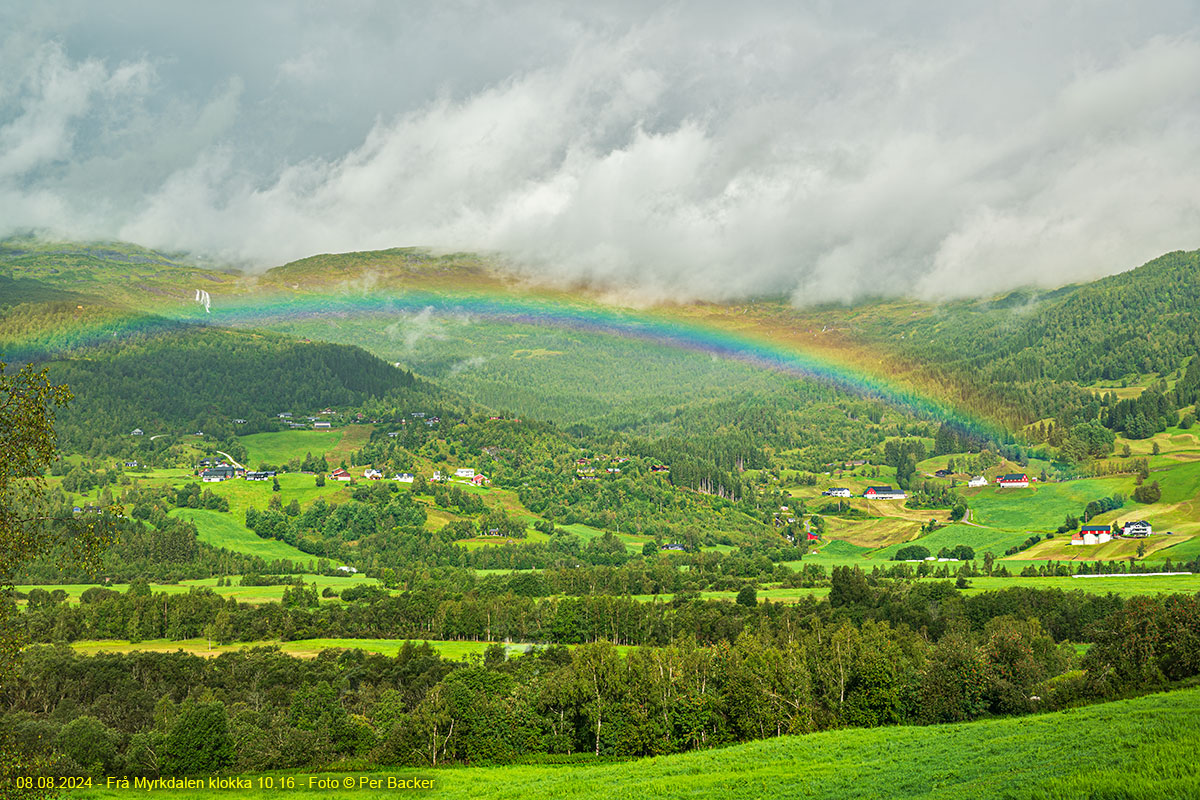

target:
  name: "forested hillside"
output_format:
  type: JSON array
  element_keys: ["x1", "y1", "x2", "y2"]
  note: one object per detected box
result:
[{"x1": 46, "y1": 329, "x2": 445, "y2": 451}]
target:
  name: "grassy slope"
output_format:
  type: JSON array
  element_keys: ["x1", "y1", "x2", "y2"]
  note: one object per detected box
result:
[
  {"x1": 169, "y1": 508, "x2": 318, "y2": 565},
  {"x1": 72, "y1": 687, "x2": 1200, "y2": 800}
]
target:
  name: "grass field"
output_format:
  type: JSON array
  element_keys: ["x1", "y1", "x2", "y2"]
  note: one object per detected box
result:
[
  {"x1": 69, "y1": 686, "x2": 1200, "y2": 799},
  {"x1": 65, "y1": 637, "x2": 528, "y2": 660},
  {"x1": 168, "y1": 508, "x2": 320, "y2": 565},
  {"x1": 240, "y1": 429, "x2": 345, "y2": 468},
  {"x1": 16, "y1": 574, "x2": 379, "y2": 605}
]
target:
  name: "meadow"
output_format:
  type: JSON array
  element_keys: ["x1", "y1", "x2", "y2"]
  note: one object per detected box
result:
[
  {"x1": 64, "y1": 637, "x2": 526, "y2": 660},
  {"x1": 68, "y1": 686, "x2": 1200, "y2": 800}
]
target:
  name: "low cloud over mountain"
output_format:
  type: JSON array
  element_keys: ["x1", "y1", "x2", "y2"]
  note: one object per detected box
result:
[{"x1": 3, "y1": 1, "x2": 1199, "y2": 303}]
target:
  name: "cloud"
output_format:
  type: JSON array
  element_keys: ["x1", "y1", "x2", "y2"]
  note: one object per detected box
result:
[{"x1": 2, "y1": 2, "x2": 1200, "y2": 303}]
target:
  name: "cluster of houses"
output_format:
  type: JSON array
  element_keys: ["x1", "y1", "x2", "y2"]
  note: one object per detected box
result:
[
  {"x1": 1070, "y1": 520, "x2": 1153, "y2": 545},
  {"x1": 574, "y1": 456, "x2": 630, "y2": 480},
  {"x1": 278, "y1": 412, "x2": 333, "y2": 431},
  {"x1": 332, "y1": 467, "x2": 489, "y2": 486}
]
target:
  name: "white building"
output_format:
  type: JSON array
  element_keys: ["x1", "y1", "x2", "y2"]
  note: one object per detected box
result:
[
  {"x1": 1123, "y1": 520, "x2": 1152, "y2": 538},
  {"x1": 363, "y1": 469, "x2": 383, "y2": 480},
  {"x1": 393, "y1": 473, "x2": 415, "y2": 483},
  {"x1": 455, "y1": 468, "x2": 475, "y2": 478},
  {"x1": 824, "y1": 488, "x2": 852, "y2": 497},
  {"x1": 968, "y1": 476, "x2": 988, "y2": 488}
]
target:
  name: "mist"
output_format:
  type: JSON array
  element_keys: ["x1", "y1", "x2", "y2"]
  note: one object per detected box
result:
[{"x1": 2, "y1": 1, "x2": 1199, "y2": 304}]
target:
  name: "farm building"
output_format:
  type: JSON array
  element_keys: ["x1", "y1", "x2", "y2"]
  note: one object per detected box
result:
[
  {"x1": 200, "y1": 465, "x2": 238, "y2": 482},
  {"x1": 823, "y1": 488, "x2": 852, "y2": 497},
  {"x1": 314, "y1": 421, "x2": 331, "y2": 429},
  {"x1": 1071, "y1": 525, "x2": 1113, "y2": 545},
  {"x1": 455, "y1": 468, "x2": 475, "y2": 478},
  {"x1": 863, "y1": 486, "x2": 906, "y2": 500},
  {"x1": 968, "y1": 476, "x2": 988, "y2": 487},
  {"x1": 331, "y1": 468, "x2": 352, "y2": 482},
  {"x1": 997, "y1": 473, "x2": 1029, "y2": 488},
  {"x1": 363, "y1": 469, "x2": 383, "y2": 480},
  {"x1": 393, "y1": 473, "x2": 415, "y2": 483}
]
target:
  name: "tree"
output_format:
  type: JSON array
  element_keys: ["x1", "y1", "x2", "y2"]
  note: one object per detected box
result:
[
  {"x1": 161, "y1": 701, "x2": 235, "y2": 775},
  {"x1": 1133, "y1": 481, "x2": 1161, "y2": 504},
  {"x1": 1, "y1": 362, "x2": 116, "y2": 794},
  {"x1": 736, "y1": 585, "x2": 758, "y2": 607}
]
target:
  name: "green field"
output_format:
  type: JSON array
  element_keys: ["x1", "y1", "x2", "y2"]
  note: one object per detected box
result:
[
  {"x1": 169, "y1": 508, "x2": 320, "y2": 565},
  {"x1": 66, "y1": 637, "x2": 527, "y2": 660},
  {"x1": 16, "y1": 574, "x2": 379, "y2": 604},
  {"x1": 70, "y1": 687, "x2": 1200, "y2": 799},
  {"x1": 239, "y1": 430, "x2": 344, "y2": 468}
]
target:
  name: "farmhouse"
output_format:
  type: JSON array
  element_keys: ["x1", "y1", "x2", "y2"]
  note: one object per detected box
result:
[
  {"x1": 934, "y1": 469, "x2": 952, "y2": 478},
  {"x1": 363, "y1": 469, "x2": 383, "y2": 480},
  {"x1": 863, "y1": 486, "x2": 906, "y2": 500},
  {"x1": 1123, "y1": 520, "x2": 1152, "y2": 538},
  {"x1": 278, "y1": 413, "x2": 292, "y2": 419},
  {"x1": 471, "y1": 474, "x2": 489, "y2": 486},
  {"x1": 997, "y1": 473, "x2": 1029, "y2": 488},
  {"x1": 244, "y1": 471, "x2": 275, "y2": 481},
  {"x1": 823, "y1": 488, "x2": 852, "y2": 498},
  {"x1": 968, "y1": 476, "x2": 988, "y2": 488},
  {"x1": 1070, "y1": 525, "x2": 1113, "y2": 545},
  {"x1": 393, "y1": 473, "x2": 415, "y2": 483},
  {"x1": 331, "y1": 468, "x2": 352, "y2": 482},
  {"x1": 201, "y1": 465, "x2": 238, "y2": 482},
  {"x1": 651, "y1": 465, "x2": 670, "y2": 473}
]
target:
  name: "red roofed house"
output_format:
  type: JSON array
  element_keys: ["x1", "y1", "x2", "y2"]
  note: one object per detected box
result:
[{"x1": 331, "y1": 468, "x2": 352, "y2": 482}]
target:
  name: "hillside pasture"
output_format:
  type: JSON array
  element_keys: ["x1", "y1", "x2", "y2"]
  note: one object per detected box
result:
[
  {"x1": 69, "y1": 687, "x2": 1200, "y2": 800},
  {"x1": 239, "y1": 429, "x2": 344, "y2": 468},
  {"x1": 168, "y1": 508, "x2": 321, "y2": 565}
]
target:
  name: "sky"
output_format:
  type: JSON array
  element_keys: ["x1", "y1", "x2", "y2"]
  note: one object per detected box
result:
[{"x1": 2, "y1": 1, "x2": 1199, "y2": 304}]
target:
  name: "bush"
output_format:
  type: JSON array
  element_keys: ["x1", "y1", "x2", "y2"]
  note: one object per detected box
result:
[
  {"x1": 736, "y1": 585, "x2": 758, "y2": 607},
  {"x1": 161, "y1": 702, "x2": 235, "y2": 776}
]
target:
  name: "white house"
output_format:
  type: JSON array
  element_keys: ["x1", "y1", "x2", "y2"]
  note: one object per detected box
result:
[
  {"x1": 393, "y1": 473, "x2": 415, "y2": 483},
  {"x1": 1070, "y1": 525, "x2": 1113, "y2": 545},
  {"x1": 363, "y1": 469, "x2": 383, "y2": 480},
  {"x1": 131, "y1": 428, "x2": 143, "y2": 436},
  {"x1": 968, "y1": 476, "x2": 988, "y2": 488},
  {"x1": 455, "y1": 468, "x2": 475, "y2": 478},
  {"x1": 863, "y1": 486, "x2": 906, "y2": 500},
  {"x1": 997, "y1": 473, "x2": 1029, "y2": 488},
  {"x1": 1123, "y1": 520, "x2": 1152, "y2": 538},
  {"x1": 823, "y1": 488, "x2": 853, "y2": 498}
]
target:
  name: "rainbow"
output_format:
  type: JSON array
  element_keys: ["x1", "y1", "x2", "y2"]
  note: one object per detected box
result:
[
  {"x1": 1, "y1": 285, "x2": 1009, "y2": 440},
  {"x1": 173, "y1": 288, "x2": 1009, "y2": 441}
]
